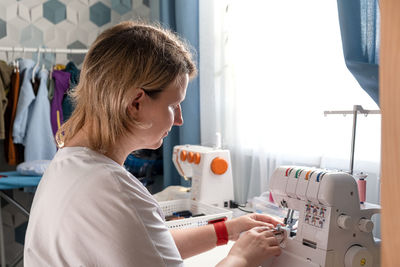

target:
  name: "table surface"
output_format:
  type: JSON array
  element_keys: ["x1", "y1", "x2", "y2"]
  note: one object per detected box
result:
[{"x1": 0, "y1": 171, "x2": 41, "y2": 190}]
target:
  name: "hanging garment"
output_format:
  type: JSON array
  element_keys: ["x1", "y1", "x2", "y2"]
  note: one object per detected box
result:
[
  {"x1": 0, "y1": 61, "x2": 12, "y2": 140},
  {"x1": 4, "y1": 64, "x2": 24, "y2": 165},
  {"x1": 48, "y1": 64, "x2": 65, "y2": 101},
  {"x1": 50, "y1": 70, "x2": 70, "y2": 136},
  {"x1": 25, "y1": 68, "x2": 57, "y2": 161},
  {"x1": 12, "y1": 59, "x2": 35, "y2": 145},
  {"x1": 48, "y1": 74, "x2": 55, "y2": 101},
  {"x1": 64, "y1": 62, "x2": 80, "y2": 88},
  {"x1": 62, "y1": 62, "x2": 81, "y2": 122}
]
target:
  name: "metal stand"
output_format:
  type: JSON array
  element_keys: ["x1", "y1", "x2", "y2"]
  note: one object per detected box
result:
[
  {"x1": 0, "y1": 192, "x2": 31, "y2": 267},
  {"x1": 324, "y1": 105, "x2": 380, "y2": 174}
]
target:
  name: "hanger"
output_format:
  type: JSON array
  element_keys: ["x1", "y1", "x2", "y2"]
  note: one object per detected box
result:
[
  {"x1": 32, "y1": 47, "x2": 41, "y2": 83},
  {"x1": 49, "y1": 48, "x2": 56, "y2": 80},
  {"x1": 11, "y1": 47, "x2": 16, "y2": 72},
  {"x1": 15, "y1": 47, "x2": 20, "y2": 72}
]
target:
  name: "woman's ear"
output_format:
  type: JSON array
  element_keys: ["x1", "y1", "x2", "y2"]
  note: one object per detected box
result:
[{"x1": 130, "y1": 88, "x2": 146, "y2": 113}]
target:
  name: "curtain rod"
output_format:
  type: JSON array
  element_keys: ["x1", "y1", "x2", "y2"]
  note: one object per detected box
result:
[{"x1": 0, "y1": 46, "x2": 88, "y2": 54}]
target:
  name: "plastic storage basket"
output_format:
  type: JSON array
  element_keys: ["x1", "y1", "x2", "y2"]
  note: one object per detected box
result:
[{"x1": 159, "y1": 199, "x2": 233, "y2": 229}]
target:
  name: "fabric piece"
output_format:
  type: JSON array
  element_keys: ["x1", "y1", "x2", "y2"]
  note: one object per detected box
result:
[
  {"x1": 61, "y1": 95, "x2": 74, "y2": 122},
  {"x1": 47, "y1": 73, "x2": 55, "y2": 100},
  {"x1": 12, "y1": 59, "x2": 36, "y2": 145},
  {"x1": 17, "y1": 160, "x2": 51, "y2": 176},
  {"x1": 24, "y1": 147, "x2": 183, "y2": 266},
  {"x1": 50, "y1": 70, "x2": 70, "y2": 136},
  {"x1": 62, "y1": 61, "x2": 80, "y2": 121},
  {"x1": 0, "y1": 61, "x2": 13, "y2": 139},
  {"x1": 24, "y1": 68, "x2": 57, "y2": 161},
  {"x1": 53, "y1": 64, "x2": 66, "y2": 71},
  {"x1": 64, "y1": 61, "x2": 80, "y2": 89},
  {"x1": 4, "y1": 67, "x2": 24, "y2": 165}
]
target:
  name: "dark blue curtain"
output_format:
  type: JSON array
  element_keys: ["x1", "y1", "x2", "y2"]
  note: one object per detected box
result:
[
  {"x1": 160, "y1": 0, "x2": 200, "y2": 187},
  {"x1": 337, "y1": 0, "x2": 380, "y2": 105}
]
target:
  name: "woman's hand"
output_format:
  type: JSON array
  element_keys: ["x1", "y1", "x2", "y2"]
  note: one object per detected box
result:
[
  {"x1": 225, "y1": 213, "x2": 283, "y2": 241},
  {"x1": 216, "y1": 227, "x2": 281, "y2": 267}
]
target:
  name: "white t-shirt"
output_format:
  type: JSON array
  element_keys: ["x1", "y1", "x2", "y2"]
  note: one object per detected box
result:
[{"x1": 24, "y1": 147, "x2": 183, "y2": 267}]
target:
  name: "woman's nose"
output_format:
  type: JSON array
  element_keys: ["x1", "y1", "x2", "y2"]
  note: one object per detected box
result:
[{"x1": 173, "y1": 106, "x2": 183, "y2": 126}]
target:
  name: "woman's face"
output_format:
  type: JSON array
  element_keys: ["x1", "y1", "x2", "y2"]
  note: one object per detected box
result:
[{"x1": 137, "y1": 74, "x2": 189, "y2": 149}]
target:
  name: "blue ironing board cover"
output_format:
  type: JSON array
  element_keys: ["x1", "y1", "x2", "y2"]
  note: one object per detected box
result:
[{"x1": 0, "y1": 171, "x2": 41, "y2": 190}]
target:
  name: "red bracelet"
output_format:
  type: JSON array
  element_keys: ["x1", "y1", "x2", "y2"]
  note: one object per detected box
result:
[{"x1": 213, "y1": 221, "x2": 229, "y2": 246}]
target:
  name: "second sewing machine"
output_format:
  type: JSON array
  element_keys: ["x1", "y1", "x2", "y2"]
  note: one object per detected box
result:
[{"x1": 172, "y1": 144, "x2": 234, "y2": 208}]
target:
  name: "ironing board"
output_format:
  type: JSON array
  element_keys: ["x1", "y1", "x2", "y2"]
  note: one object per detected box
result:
[{"x1": 0, "y1": 171, "x2": 41, "y2": 267}]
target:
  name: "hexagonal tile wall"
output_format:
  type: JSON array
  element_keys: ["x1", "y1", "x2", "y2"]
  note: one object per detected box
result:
[
  {"x1": 0, "y1": 19, "x2": 6, "y2": 40},
  {"x1": 0, "y1": 0, "x2": 151, "y2": 65},
  {"x1": 6, "y1": 17, "x2": 30, "y2": 45},
  {"x1": 0, "y1": 0, "x2": 18, "y2": 21},
  {"x1": 90, "y1": 2, "x2": 111, "y2": 27},
  {"x1": 43, "y1": 0, "x2": 67, "y2": 25},
  {"x1": 67, "y1": 40, "x2": 87, "y2": 66},
  {"x1": 36, "y1": 18, "x2": 56, "y2": 43},
  {"x1": 20, "y1": 24, "x2": 44, "y2": 47},
  {"x1": 111, "y1": 0, "x2": 132, "y2": 15}
]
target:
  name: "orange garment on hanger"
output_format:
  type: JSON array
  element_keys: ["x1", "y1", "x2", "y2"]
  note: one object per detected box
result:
[{"x1": 4, "y1": 67, "x2": 24, "y2": 165}]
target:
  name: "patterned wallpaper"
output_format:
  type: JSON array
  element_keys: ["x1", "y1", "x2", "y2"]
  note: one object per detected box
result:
[{"x1": 0, "y1": 0, "x2": 157, "y2": 66}]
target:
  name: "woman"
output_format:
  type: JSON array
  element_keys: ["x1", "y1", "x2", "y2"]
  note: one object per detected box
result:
[{"x1": 24, "y1": 21, "x2": 281, "y2": 267}]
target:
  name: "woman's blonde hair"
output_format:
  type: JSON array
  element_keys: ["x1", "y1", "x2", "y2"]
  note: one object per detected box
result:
[{"x1": 56, "y1": 21, "x2": 197, "y2": 153}]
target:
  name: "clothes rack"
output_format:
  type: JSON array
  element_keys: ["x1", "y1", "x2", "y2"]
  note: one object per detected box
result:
[{"x1": 0, "y1": 46, "x2": 88, "y2": 54}]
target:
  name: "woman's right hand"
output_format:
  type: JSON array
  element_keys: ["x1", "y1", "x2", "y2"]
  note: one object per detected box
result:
[{"x1": 216, "y1": 227, "x2": 281, "y2": 267}]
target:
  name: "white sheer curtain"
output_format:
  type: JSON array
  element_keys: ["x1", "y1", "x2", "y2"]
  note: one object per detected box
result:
[{"x1": 199, "y1": 0, "x2": 381, "y2": 212}]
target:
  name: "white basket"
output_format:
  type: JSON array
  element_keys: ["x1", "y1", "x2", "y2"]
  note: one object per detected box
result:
[{"x1": 159, "y1": 199, "x2": 233, "y2": 229}]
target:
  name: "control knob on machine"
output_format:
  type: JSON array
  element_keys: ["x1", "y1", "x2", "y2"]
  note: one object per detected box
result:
[
  {"x1": 358, "y1": 218, "x2": 374, "y2": 233},
  {"x1": 210, "y1": 157, "x2": 228, "y2": 175},
  {"x1": 344, "y1": 245, "x2": 373, "y2": 267},
  {"x1": 337, "y1": 214, "x2": 352, "y2": 230}
]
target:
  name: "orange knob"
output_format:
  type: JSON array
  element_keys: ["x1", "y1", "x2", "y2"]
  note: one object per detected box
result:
[
  {"x1": 194, "y1": 153, "x2": 201, "y2": 164},
  {"x1": 188, "y1": 152, "x2": 194, "y2": 163},
  {"x1": 180, "y1": 150, "x2": 187, "y2": 161},
  {"x1": 211, "y1": 157, "x2": 228, "y2": 175}
]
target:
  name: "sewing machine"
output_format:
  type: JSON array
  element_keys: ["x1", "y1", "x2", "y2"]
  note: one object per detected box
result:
[
  {"x1": 172, "y1": 145, "x2": 234, "y2": 208},
  {"x1": 262, "y1": 166, "x2": 380, "y2": 267}
]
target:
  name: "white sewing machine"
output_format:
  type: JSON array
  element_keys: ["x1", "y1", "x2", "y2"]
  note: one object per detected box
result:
[
  {"x1": 262, "y1": 166, "x2": 380, "y2": 267},
  {"x1": 172, "y1": 145, "x2": 234, "y2": 208}
]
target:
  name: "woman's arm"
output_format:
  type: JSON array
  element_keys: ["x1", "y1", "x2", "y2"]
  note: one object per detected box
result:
[
  {"x1": 170, "y1": 224, "x2": 217, "y2": 259},
  {"x1": 170, "y1": 213, "x2": 282, "y2": 259}
]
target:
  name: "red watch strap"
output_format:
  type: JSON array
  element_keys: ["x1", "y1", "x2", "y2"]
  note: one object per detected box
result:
[{"x1": 213, "y1": 221, "x2": 229, "y2": 246}]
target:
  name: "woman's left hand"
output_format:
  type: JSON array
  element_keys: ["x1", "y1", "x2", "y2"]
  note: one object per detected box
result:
[{"x1": 225, "y1": 213, "x2": 283, "y2": 241}]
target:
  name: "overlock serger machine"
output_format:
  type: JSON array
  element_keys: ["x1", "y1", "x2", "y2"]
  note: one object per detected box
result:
[
  {"x1": 172, "y1": 145, "x2": 234, "y2": 208},
  {"x1": 262, "y1": 166, "x2": 380, "y2": 267}
]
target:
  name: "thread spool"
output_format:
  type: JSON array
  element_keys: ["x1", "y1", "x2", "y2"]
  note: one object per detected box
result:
[
  {"x1": 354, "y1": 172, "x2": 368, "y2": 204},
  {"x1": 269, "y1": 192, "x2": 275, "y2": 203},
  {"x1": 357, "y1": 179, "x2": 366, "y2": 203}
]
